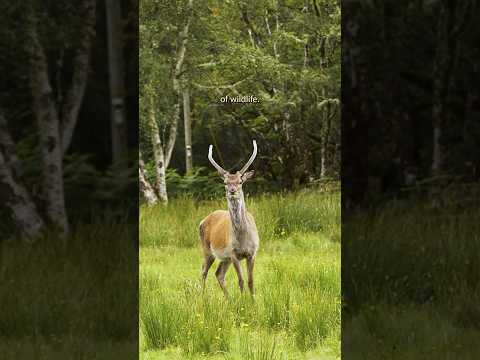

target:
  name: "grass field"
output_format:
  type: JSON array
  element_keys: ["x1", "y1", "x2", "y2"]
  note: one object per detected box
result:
[
  {"x1": 139, "y1": 189, "x2": 341, "y2": 359},
  {"x1": 343, "y1": 195, "x2": 480, "y2": 359},
  {"x1": 0, "y1": 220, "x2": 138, "y2": 359}
]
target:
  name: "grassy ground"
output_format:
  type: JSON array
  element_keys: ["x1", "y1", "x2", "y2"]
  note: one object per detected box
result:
[
  {"x1": 0, "y1": 220, "x2": 138, "y2": 360},
  {"x1": 342, "y1": 196, "x2": 480, "y2": 359},
  {"x1": 140, "y1": 190, "x2": 341, "y2": 359}
]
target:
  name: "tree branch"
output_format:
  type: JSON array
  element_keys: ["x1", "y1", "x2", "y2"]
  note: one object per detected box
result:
[{"x1": 164, "y1": 105, "x2": 178, "y2": 169}]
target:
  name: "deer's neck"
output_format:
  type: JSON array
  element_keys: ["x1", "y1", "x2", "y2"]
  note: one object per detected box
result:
[{"x1": 227, "y1": 192, "x2": 248, "y2": 233}]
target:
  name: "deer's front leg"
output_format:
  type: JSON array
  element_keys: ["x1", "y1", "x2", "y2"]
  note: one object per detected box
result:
[
  {"x1": 231, "y1": 256, "x2": 245, "y2": 292},
  {"x1": 246, "y1": 255, "x2": 255, "y2": 297}
]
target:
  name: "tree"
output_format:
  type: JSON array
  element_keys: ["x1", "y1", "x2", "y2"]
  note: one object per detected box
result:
[
  {"x1": 139, "y1": 0, "x2": 340, "y2": 203},
  {"x1": 140, "y1": 0, "x2": 194, "y2": 203},
  {"x1": 106, "y1": 0, "x2": 129, "y2": 162},
  {"x1": 0, "y1": 1, "x2": 96, "y2": 238},
  {"x1": 139, "y1": 150, "x2": 158, "y2": 205}
]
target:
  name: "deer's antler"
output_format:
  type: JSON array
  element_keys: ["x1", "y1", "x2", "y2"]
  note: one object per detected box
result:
[
  {"x1": 208, "y1": 145, "x2": 228, "y2": 175},
  {"x1": 239, "y1": 140, "x2": 257, "y2": 174}
]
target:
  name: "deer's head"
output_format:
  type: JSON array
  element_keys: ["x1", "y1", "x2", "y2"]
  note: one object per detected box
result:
[{"x1": 208, "y1": 140, "x2": 257, "y2": 200}]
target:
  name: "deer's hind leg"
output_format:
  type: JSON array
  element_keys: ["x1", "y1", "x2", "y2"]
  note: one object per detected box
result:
[
  {"x1": 199, "y1": 221, "x2": 215, "y2": 290},
  {"x1": 201, "y1": 254, "x2": 215, "y2": 290}
]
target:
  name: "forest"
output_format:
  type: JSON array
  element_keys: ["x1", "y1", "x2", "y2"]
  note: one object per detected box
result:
[
  {"x1": 343, "y1": 0, "x2": 480, "y2": 207},
  {"x1": 0, "y1": 0, "x2": 139, "y2": 238},
  {"x1": 0, "y1": 1, "x2": 139, "y2": 357},
  {"x1": 139, "y1": 0, "x2": 340, "y2": 203},
  {"x1": 342, "y1": 1, "x2": 480, "y2": 358}
]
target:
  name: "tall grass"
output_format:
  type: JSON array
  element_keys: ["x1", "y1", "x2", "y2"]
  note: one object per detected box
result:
[
  {"x1": 0, "y1": 221, "x2": 138, "y2": 358},
  {"x1": 343, "y1": 199, "x2": 480, "y2": 318},
  {"x1": 140, "y1": 189, "x2": 341, "y2": 359},
  {"x1": 139, "y1": 190, "x2": 340, "y2": 248},
  {"x1": 343, "y1": 195, "x2": 480, "y2": 358}
]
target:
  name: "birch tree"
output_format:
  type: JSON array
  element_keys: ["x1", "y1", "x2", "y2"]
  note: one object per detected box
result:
[
  {"x1": 0, "y1": 112, "x2": 45, "y2": 239},
  {"x1": 139, "y1": 150, "x2": 158, "y2": 205},
  {"x1": 29, "y1": 0, "x2": 96, "y2": 235},
  {"x1": 0, "y1": 0, "x2": 96, "y2": 238},
  {"x1": 139, "y1": 0, "x2": 193, "y2": 204}
]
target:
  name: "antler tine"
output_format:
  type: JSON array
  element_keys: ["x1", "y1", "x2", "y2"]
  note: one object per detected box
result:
[
  {"x1": 239, "y1": 140, "x2": 257, "y2": 174},
  {"x1": 208, "y1": 144, "x2": 227, "y2": 175}
]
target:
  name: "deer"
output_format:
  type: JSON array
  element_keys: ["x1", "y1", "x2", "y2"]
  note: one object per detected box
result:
[{"x1": 199, "y1": 140, "x2": 259, "y2": 298}]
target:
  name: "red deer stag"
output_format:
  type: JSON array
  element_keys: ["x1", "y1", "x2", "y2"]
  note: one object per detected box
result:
[{"x1": 199, "y1": 140, "x2": 259, "y2": 298}]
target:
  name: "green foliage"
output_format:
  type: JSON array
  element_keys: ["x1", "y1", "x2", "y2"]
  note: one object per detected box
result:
[
  {"x1": 165, "y1": 167, "x2": 224, "y2": 199},
  {"x1": 140, "y1": 0, "x2": 341, "y2": 196}
]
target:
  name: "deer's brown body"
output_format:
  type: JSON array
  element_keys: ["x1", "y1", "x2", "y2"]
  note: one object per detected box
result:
[{"x1": 199, "y1": 141, "x2": 259, "y2": 297}]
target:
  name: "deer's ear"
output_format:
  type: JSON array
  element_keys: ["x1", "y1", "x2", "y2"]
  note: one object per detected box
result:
[{"x1": 241, "y1": 170, "x2": 255, "y2": 182}]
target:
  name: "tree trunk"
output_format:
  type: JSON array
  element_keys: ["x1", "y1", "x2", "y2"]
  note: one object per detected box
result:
[
  {"x1": 61, "y1": 0, "x2": 96, "y2": 154},
  {"x1": 171, "y1": 0, "x2": 192, "y2": 176},
  {"x1": 0, "y1": 151, "x2": 45, "y2": 239},
  {"x1": 320, "y1": 146, "x2": 326, "y2": 178},
  {"x1": 139, "y1": 151, "x2": 158, "y2": 206},
  {"x1": 106, "y1": 0, "x2": 128, "y2": 162},
  {"x1": 431, "y1": 2, "x2": 448, "y2": 176},
  {"x1": 265, "y1": 10, "x2": 278, "y2": 59},
  {"x1": 431, "y1": 0, "x2": 471, "y2": 175},
  {"x1": 30, "y1": 31, "x2": 69, "y2": 235},
  {"x1": 148, "y1": 105, "x2": 168, "y2": 203},
  {"x1": 0, "y1": 113, "x2": 45, "y2": 239},
  {"x1": 183, "y1": 87, "x2": 193, "y2": 174}
]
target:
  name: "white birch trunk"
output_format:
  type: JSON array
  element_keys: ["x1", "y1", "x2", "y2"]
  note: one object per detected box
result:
[
  {"x1": 149, "y1": 106, "x2": 168, "y2": 203},
  {"x1": 320, "y1": 145, "x2": 326, "y2": 179},
  {"x1": 183, "y1": 87, "x2": 193, "y2": 174},
  {"x1": 0, "y1": 151, "x2": 45, "y2": 239},
  {"x1": 172, "y1": 0, "x2": 193, "y2": 94},
  {"x1": 165, "y1": 107, "x2": 178, "y2": 169},
  {"x1": 265, "y1": 11, "x2": 278, "y2": 59},
  {"x1": 139, "y1": 151, "x2": 158, "y2": 206},
  {"x1": 172, "y1": 0, "x2": 192, "y2": 174},
  {"x1": 0, "y1": 113, "x2": 45, "y2": 239},
  {"x1": 30, "y1": 29, "x2": 69, "y2": 235}
]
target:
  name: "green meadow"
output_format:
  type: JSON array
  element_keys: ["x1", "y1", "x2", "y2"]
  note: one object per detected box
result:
[
  {"x1": 0, "y1": 221, "x2": 138, "y2": 359},
  {"x1": 139, "y1": 190, "x2": 341, "y2": 359},
  {"x1": 343, "y1": 194, "x2": 480, "y2": 359}
]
